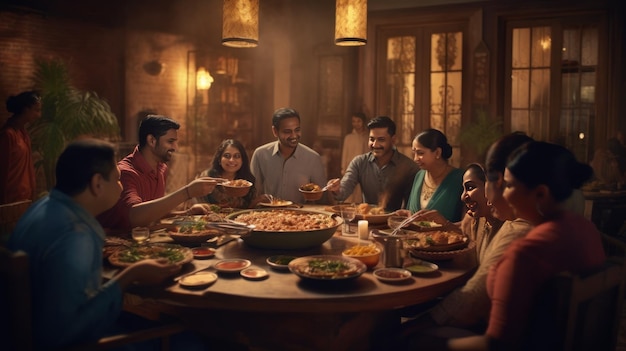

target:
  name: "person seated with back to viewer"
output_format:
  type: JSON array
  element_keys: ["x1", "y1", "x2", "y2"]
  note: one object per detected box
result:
[
  {"x1": 326, "y1": 116, "x2": 418, "y2": 212},
  {"x1": 6, "y1": 139, "x2": 193, "y2": 350},
  {"x1": 97, "y1": 115, "x2": 219, "y2": 235},
  {"x1": 404, "y1": 141, "x2": 606, "y2": 351},
  {"x1": 250, "y1": 107, "x2": 327, "y2": 204}
]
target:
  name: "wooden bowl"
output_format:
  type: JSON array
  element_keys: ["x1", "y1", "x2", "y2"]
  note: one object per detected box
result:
[
  {"x1": 220, "y1": 180, "x2": 253, "y2": 197},
  {"x1": 299, "y1": 188, "x2": 324, "y2": 201}
]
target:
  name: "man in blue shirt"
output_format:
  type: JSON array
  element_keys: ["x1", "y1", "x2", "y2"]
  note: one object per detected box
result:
[{"x1": 8, "y1": 139, "x2": 182, "y2": 349}]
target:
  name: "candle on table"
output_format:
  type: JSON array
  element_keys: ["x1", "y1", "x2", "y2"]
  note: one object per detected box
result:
[{"x1": 358, "y1": 220, "x2": 369, "y2": 240}]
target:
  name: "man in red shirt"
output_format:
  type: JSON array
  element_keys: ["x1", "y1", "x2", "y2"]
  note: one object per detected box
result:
[{"x1": 98, "y1": 115, "x2": 217, "y2": 234}]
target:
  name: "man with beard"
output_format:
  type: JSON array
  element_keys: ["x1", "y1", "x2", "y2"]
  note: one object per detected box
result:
[
  {"x1": 250, "y1": 107, "x2": 327, "y2": 203},
  {"x1": 326, "y1": 116, "x2": 418, "y2": 212},
  {"x1": 98, "y1": 115, "x2": 218, "y2": 234}
]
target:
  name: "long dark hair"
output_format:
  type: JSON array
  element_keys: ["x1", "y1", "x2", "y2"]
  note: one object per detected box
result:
[{"x1": 209, "y1": 139, "x2": 255, "y2": 183}]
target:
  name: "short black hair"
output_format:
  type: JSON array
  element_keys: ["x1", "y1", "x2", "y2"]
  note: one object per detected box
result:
[
  {"x1": 271, "y1": 108, "x2": 300, "y2": 129},
  {"x1": 367, "y1": 116, "x2": 396, "y2": 136},
  {"x1": 138, "y1": 115, "x2": 180, "y2": 149},
  {"x1": 55, "y1": 139, "x2": 117, "y2": 197}
]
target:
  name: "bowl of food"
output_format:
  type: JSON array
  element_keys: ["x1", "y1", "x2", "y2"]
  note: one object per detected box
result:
[
  {"x1": 342, "y1": 244, "x2": 381, "y2": 269},
  {"x1": 227, "y1": 208, "x2": 343, "y2": 249},
  {"x1": 299, "y1": 183, "x2": 325, "y2": 201},
  {"x1": 220, "y1": 179, "x2": 253, "y2": 197}
]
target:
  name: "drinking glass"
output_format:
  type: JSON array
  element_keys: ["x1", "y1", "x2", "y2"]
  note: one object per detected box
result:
[
  {"x1": 340, "y1": 204, "x2": 357, "y2": 236},
  {"x1": 132, "y1": 227, "x2": 150, "y2": 245}
]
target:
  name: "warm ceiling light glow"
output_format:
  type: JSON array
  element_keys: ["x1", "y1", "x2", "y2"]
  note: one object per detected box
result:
[
  {"x1": 222, "y1": 0, "x2": 259, "y2": 48},
  {"x1": 196, "y1": 67, "x2": 214, "y2": 90},
  {"x1": 335, "y1": 0, "x2": 367, "y2": 46}
]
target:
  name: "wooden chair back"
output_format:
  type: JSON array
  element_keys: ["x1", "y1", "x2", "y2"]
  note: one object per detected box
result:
[
  {"x1": 0, "y1": 247, "x2": 33, "y2": 351},
  {"x1": 0, "y1": 200, "x2": 32, "y2": 245},
  {"x1": 524, "y1": 260, "x2": 624, "y2": 351},
  {"x1": 0, "y1": 246, "x2": 184, "y2": 351}
]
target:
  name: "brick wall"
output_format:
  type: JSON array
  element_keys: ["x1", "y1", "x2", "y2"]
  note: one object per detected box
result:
[{"x1": 0, "y1": 9, "x2": 196, "y2": 192}]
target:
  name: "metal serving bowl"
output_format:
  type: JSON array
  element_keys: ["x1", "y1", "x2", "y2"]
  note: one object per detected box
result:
[{"x1": 226, "y1": 208, "x2": 343, "y2": 250}]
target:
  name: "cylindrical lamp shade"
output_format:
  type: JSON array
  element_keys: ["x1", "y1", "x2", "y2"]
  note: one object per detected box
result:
[
  {"x1": 335, "y1": 0, "x2": 367, "y2": 46},
  {"x1": 222, "y1": 0, "x2": 259, "y2": 48}
]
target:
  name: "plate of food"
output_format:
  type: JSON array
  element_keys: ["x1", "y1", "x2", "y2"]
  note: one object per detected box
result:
[
  {"x1": 266, "y1": 255, "x2": 298, "y2": 270},
  {"x1": 410, "y1": 241, "x2": 476, "y2": 261},
  {"x1": 404, "y1": 231, "x2": 469, "y2": 252},
  {"x1": 240, "y1": 267, "x2": 269, "y2": 280},
  {"x1": 409, "y1": 220, "x2": 444, "y2": 231},
  {"x1": 373, "y1": 268, "x2": 412, "y2": 282},
  {"x1": 288, "y1": 255, "x2": 366, "y2": 281},
  {"x1": 214, "y1": 259, "x2": 252, "y2": 273},
  {"x1": 258, "y1": 199, "x2": 293, "y2": 207},
  {"x1": 178, "y1": 272, "x2": 218, "y2": 289},
  {"x1": 405, "y1": 260, "x2": 439, "y2": 275},
  {"x1": 191, "y1": 247, "x2": 216, "y2": 259},
  {"x1": 108, "y1": 243, "x2": 193, "y2": 268},
  {"x1": 329, "y1": 203, "x2": 391, "y2": 224}
]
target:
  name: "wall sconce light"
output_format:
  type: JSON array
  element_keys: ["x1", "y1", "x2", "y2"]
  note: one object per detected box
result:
[
  {"x1": 335, "y1": 0, "x2": 367, "y2": 46},
  {"x1": 222, "y1": 0, "x2": 259, "y2": 48},
  {"x1": 196, "y1": 67, "x2": 214, "y2": 90}
]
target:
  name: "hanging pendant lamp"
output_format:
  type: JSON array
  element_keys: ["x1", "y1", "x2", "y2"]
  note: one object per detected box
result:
[
  {"x1": 222, "y1": 0, "x2": 259, "y2": 48},
  {"x1": 335, "y1": 0, "x2": 367, "y2": 46}
]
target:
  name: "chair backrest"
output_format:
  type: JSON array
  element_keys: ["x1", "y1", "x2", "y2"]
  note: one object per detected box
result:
[
  {"x1": 524, "y1": 261, "x2": 624, "y2": 351},
  {"x1": 0, "y1": 246, "x2": 34, "y2": 351},
  {"x1": 0, "y1": 200, "x2": 32, "y2": 245}
]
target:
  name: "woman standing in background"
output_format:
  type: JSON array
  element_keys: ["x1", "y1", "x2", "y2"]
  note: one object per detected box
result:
[
  {"x1": 0, "y1": 91, "x2": 41, "y2": 204},
  {"x1": 341, "y1": 112, "x2": 369, "y2": 203}
]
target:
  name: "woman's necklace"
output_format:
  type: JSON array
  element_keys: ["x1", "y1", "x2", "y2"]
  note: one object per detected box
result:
[{"x1": 421, "y1": 165, "x2": 450, "y2": 201}]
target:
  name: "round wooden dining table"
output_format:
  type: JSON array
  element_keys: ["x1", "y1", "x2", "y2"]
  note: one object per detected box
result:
[{"x1": 112, "y1": 209, "x2": 477, "y2": 351}]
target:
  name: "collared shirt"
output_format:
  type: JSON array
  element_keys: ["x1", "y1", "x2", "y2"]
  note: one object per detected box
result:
[
  {"x1": 97, "y1": 146, "x2": 167, "y2": 232},
  {"x1": 8, "y1": 189, "x2": 123, "y2": 349},
  {"x1": 335, "y1": 150, "x2": 418, "y2": 211},
  {"x1": 250, "y1": 141, "x2": 327, "y2": 203}
]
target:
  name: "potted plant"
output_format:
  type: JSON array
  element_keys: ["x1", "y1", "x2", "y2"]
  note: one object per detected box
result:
[
  {"x1": 459, "y1": 108, "x2": 503, "y2": 162},
  {"x1": 28, "y1": 58, "x2": 121, "y2": 190}
]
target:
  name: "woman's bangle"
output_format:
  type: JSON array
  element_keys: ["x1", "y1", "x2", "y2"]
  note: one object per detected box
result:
[{"x1": 185, "y1": 186, "x2": 191, "y2": 200}]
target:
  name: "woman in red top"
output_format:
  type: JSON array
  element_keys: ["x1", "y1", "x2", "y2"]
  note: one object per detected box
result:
[
  {"x1": 409, "y1": 141, "x2": 606, "y2": 351},
  {"x1": 0, "y1": 91, "x2": 41, "y2": 204}
]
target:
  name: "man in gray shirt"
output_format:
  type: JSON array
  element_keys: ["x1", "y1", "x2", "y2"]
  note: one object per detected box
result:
[
  {"x1": 250, "y1": 107, "x2": 327, "y2": 203},
  {"x1": 327, "y1": 116, "x2": 418, "y2": 211}
]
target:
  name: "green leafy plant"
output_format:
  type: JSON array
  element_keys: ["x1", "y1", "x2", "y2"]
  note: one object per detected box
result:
[
  {"x1": 459, "y1": 108, "x2": 503, "y2": 161},
  {"x1": 29, "y1": 58, "x2": 121, "y2": 189}
]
